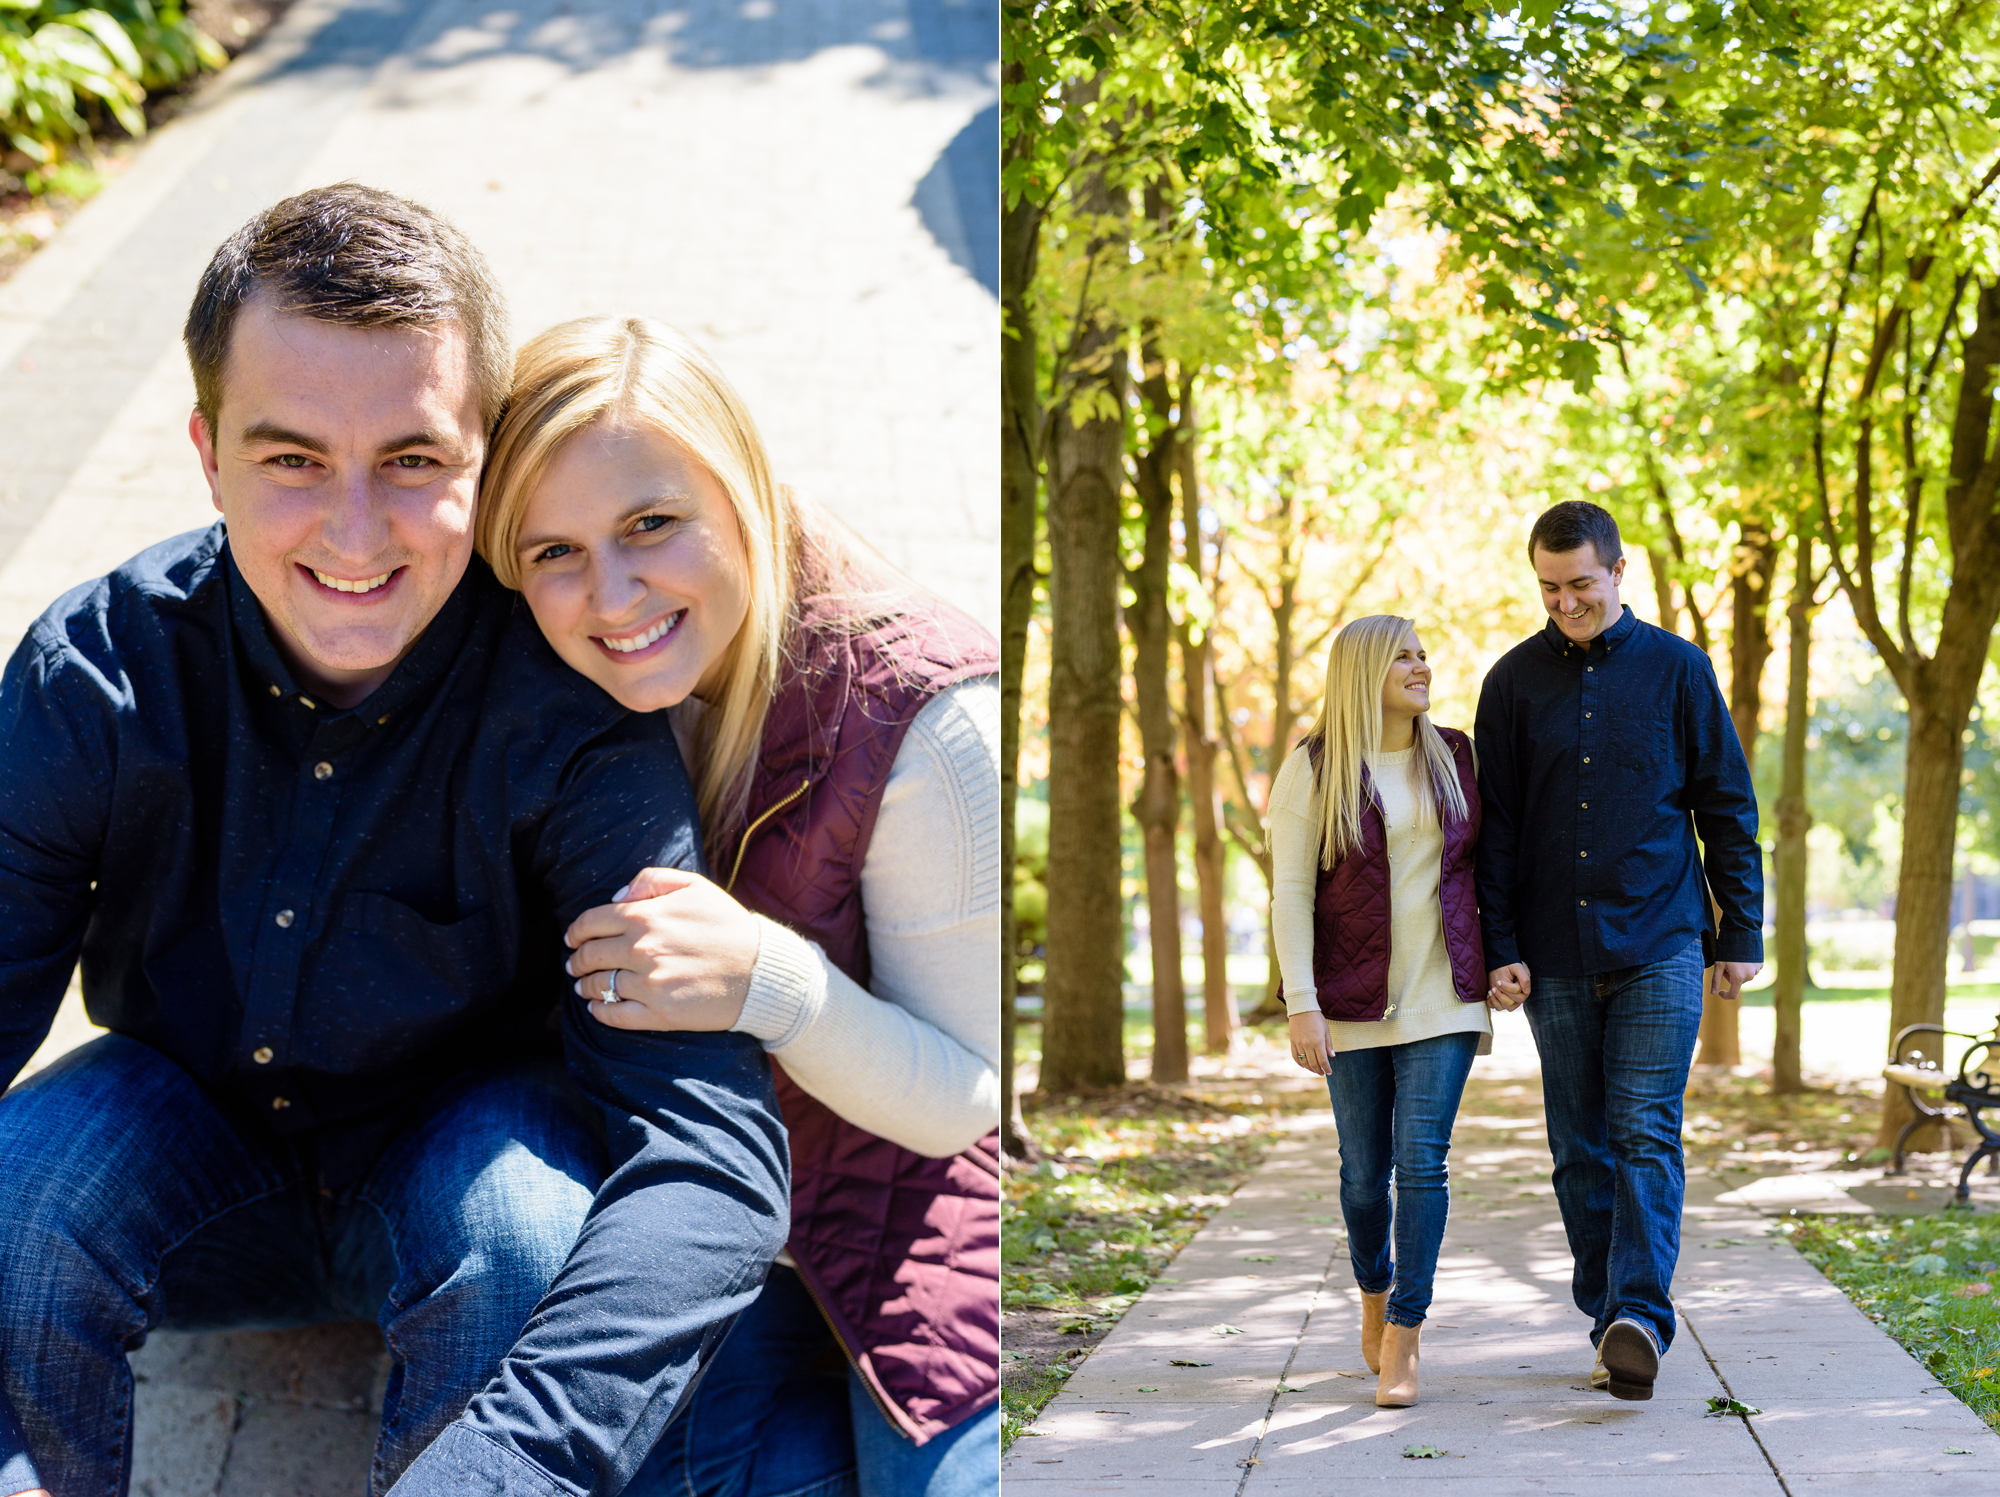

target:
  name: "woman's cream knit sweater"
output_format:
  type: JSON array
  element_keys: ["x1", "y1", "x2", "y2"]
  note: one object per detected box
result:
[{"x1": 1269, "y1": 742, "x2": 1491, "y2": 1055}]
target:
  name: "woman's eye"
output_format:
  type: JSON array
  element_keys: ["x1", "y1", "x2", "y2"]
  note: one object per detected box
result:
[
  {"x1": 633, "y1": 514, "x2": 675, "y2": 536},
  {"x1": 534, "y1": 544, "x2": 575, "y2": 564}
]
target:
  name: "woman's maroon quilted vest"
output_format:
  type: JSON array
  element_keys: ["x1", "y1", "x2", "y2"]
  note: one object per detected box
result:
[
  {"x1": 724, "y1": 583, "x2": 1000, "y2": 1444},
  {"x1": 1308, "y1": 727, "x2": 1486, "y2": 1021}
]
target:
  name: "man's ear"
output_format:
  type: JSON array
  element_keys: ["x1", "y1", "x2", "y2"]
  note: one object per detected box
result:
[
  {"x1": 1609, "y1": 553, "x2": 1627, "y2": 586},
  {"x1": 189, "y1": 407, "x2": 223, "y2": 513}
]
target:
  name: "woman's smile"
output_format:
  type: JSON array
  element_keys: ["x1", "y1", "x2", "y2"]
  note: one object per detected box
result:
[{"x1": 594, "y1": 608, "x2": 687, "y2": 658}]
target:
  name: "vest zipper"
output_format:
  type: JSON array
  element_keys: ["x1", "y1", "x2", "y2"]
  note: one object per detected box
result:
[
  {"x1": 726, "y1": 774, "x2": 812, "y2": 893},
  {"x1": 787, "y1": 1249, "x2": 912, "y2": 1435}
]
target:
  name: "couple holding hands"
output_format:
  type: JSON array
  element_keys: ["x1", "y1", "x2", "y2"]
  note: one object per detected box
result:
[
  {"x1": 1272, "y1": 501, "x2": 1764, "y2": 1410},
  {"x1": 0, "y1": 185, "x2": 997, "y2": 1497}
]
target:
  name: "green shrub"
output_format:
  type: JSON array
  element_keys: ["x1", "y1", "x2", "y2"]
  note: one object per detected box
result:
[{"x1": 0, "y1": 0, "x2": 223, "y2": 174}]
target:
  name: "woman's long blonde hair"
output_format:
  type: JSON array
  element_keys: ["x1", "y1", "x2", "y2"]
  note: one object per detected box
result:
[
  {"x1": 477, "y1": 317, "x2": 816, "y2": 853},
  {"x1": 1304, "y1": 613, "x2": 1470, "y2": 869}
]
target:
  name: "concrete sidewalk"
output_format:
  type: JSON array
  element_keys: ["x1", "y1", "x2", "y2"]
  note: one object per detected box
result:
[
  {"x1": 1005, "y1": 1033, "x2": 2000, "y2": 1493},
  {"x1": 0, "y1": 0, "x2": 994, "y2": 1491}
]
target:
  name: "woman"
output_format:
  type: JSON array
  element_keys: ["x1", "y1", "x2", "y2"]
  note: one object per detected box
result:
[
  {"x1": 474, "y1": 316, "x2": 1000, "y2": 1497},
  {"x1": 1268, "y1": 615, "x2": 1520, "y2": 1409}
]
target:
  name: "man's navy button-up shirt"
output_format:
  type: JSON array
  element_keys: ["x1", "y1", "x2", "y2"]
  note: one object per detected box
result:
[
  {"x1": 0, "y1": 524, "x2": 790, "y2": 1492},
  {"x1": 1473, "y1": 605, "x2": 1763, "y2": 978}
]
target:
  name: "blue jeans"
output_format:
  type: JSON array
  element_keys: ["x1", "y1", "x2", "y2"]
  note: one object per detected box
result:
[
  {"x1": 625, "y1": 1267, "x2": 999, "y2": 1497},
  {"x1": 1524, "y1": 940, "x2": 1704, "y2": 1354},
  {"x1": 0, "y1": 1035, "x2": 600, "y2": 1497},
  {"x1": 1324, "y1": 1030, "x2": 1480, "y2": 1329}
]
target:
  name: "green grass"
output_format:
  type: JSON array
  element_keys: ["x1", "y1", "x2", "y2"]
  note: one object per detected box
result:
[
  {"x1": 1785, "y1": 1215, "x2": 2000, "y2": 1426},
  {"x1": 1736, "y1": 977, "x2": 2000, "y2": 1007}
]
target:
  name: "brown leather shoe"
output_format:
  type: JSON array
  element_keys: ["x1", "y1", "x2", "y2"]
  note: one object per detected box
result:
[
  {"x1": 1361, "y1": 1289, "x2": 1390, "y2": 1374},
  {"x1": 1376, "y1": 1320, "x2": 1421, "y2": 1407},
  {"x1": 1599, "y1": 1318, "x2": 1659, "y2": 1401}
]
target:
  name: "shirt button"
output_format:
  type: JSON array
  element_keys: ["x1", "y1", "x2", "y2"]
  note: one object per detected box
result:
[
  {"x1": 1585, "y1": 712, "x2": 1592, "y2": 718},
  {"x1": 253, "y1": 1046, "x2": 274, "y2": 1064},
  {"x1": 268, "y1": 684, "x2": 281, "y2": 698},
  {"x1": 1583, "y1": 756, "x2": 1591, "y2": 764},
  {"x1": 1580, "y1": 850, "x2": 1589, "y2": 858},
  {"x1": 1587, "y1": 666, "x2": 1595, "y2": 673},
  {"x1": 275, "y1": 909, "x2": 295, "y2": 928},
  {"x1": 314, "y1": 761, "x2": 334, "y2": 781},
  {"x1": 271, "y1": 1096, "x2": 291, "y2": 1110},
  {"x1": 299, "y1": 696, "x2": 318, "y2": 710},
  {"x1": 1580, "y1": 899, "x2": 1589, "y2": 907},
  {"x1": 1581, "y1": 802, "x2": 1588, "y2": 809}
]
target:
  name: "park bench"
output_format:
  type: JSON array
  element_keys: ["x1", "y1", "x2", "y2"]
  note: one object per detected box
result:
[{"x1": 1882, "y1": 1015, "x2": 2000, "y2": 1201}]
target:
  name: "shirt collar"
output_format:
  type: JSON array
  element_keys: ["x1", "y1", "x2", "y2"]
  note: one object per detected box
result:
[
  {"x1": 1541, "y1": 601, "x2": 1639, "y2": 663},
  {"x1": 224, "y1": 539, "x2": 485, "y2": 724}
]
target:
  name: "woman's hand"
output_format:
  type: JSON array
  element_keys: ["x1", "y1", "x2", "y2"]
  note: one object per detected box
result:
[
  {"x1": 1486, "y1": 961, "x2": 1530, "y2": 1012},
  {"x1": 1288, "y1": 1010, "x2": 1332, "y2": 1076},
  {"x1": 564, "y1": 866, "x2": 763, "y2": 1032}
]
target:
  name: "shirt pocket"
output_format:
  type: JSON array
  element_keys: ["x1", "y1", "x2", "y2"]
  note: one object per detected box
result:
[
  {"x1": 1609, "y1": 707, "x2": 1675, "y2": 775},
  {"x1": 312, "y1": 893, "x2": 511, "y2": 1062}
]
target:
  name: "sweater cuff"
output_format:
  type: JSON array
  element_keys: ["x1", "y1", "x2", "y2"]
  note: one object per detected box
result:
[
  {"x1": 1283, "y1": 988, "x2": 1321, "y2": 1018},
  {"x1": 732, "y1": 916, "x2": 827, "y2": 1051}
]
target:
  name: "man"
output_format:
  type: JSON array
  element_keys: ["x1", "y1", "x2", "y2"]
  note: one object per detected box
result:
[
  {"x1": 1475, "y1": 500, "x2": 1762, "y2": 1402},
  {"x1": 0, "y1": 185, "x2": 788, "y2": 1497}
]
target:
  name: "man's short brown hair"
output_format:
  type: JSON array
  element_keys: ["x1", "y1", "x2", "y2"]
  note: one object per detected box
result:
[{"x1": 183, "y1": 183, "x2": 510, "y2": 436}]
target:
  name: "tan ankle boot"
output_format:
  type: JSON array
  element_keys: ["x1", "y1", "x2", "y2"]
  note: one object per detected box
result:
[
  {"x1": 1376, "y1": 1321, "x2": 1421, "y2": 1407},
  {"x1": 1360, "y1": 1289, "x2": 1390, "y2": 1374}
]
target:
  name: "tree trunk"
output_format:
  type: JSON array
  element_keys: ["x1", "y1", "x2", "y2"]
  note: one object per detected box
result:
[
  {"x1": 1129, "y1": 327, "x2": 1187, "y2": 1085},
  {"x1": 1771, "y1": 528, "x2": 1814, "y2": 1095},
  {"x1": 1175, "y1": 382, "x2": 1237, "y2": 1057},
  {"x1": 1876, "y1": 683, "x2": 1980, "y2": 1151},
  {"x1": 997, "y1": 88, "x2": 1041, "y2": 1152},
  {"x1": 1867, "y1": 281, "x2": 2000, "y2": 1152},
  {"x1": 1040, "y1": 164, "x2": 1129, "y2": 1095},
  {"x1": 1249, "y1": 505, "x2": 1300, "y2": 1021},
  {"x1": 1649, "y1": 545, "x2": 1679, "y2": 634},
  {"x1": 1697, "y1": 521, "x2": 1779, "y2": 1068}
]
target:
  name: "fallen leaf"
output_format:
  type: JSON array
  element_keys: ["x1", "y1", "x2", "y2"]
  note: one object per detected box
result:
[
  {"x1": 1241, "y1": 1254, "x2": 1277, "y2": 1262},
  {"x1": 1947, "y1": 1447, "x2": 1973, "y2": 1455},
  {"x1": 1908, "y1": 1253, "x2": 1952, "y2": 1275},
  {"x1": 1402, "y1": 1444, "x2": 1447, "y2": 1459},
  {"x1": 1275, "y1": 1383, "x2": 1302, "y2": 1393},
  {"x1": 1705, "y1": 1396, "x2": 1763, "y2": 1417},
  {"x1": 1211, "y1": 1323, "x2": 1245, "y2": 1336},
  {"x1": 1168, "y1": 1359, "x2": 1212, "y2": 1367},
  {"x1": 1954, "y1": 1283, "x2": 1992, "y2": 1298},
  {"x1": 1136, "y1": 1386, "x2": 1159, "y2": 1392}
]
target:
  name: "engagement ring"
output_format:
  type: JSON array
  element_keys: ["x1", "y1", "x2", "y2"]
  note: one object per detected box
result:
[{"x1": 606, "y1": 969, "x2": 619, "y2": 1002}]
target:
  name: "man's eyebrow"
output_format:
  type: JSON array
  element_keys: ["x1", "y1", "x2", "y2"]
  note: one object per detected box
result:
[
  {"x1": 516, "y1": 495, "x2": 692, "y2": 552},
  {"x1": 378, "y1": 429, "x2": 456, "y2": 456},
  {"x1": 240, "y1": 421, "x2": 330, "y2": 454}
]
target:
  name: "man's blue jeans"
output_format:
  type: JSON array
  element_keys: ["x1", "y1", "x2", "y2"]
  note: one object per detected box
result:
[
  {"x1": 0, "y1": 1035, "x2": 601, "y2": 1497},
  {"x1": 1324, "y1": 1030, "x2": 1480, "y2": 1329},
  {"x1": 624, "y1": 1266, "x2": 1000, "y2": 1497},
  {"x1": 1523, "y1": 939, "x2": 1704, "y2": 1354}
]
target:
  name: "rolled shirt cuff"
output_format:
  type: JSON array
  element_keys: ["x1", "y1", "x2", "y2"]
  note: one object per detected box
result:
[
  {"x1": 1712, "y1": 929, "x2": 1765, "y2": 965},
  {"x1": 386, "y1": 1424, "x2": 574, "y2": 1497}
]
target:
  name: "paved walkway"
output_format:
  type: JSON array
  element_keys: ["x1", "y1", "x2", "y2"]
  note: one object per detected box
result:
[
  {"x1": 1006, "y1": 1026, "x2": 2000, "y2": 1493},
  {"x1": 0, "y1": 1, "x2": 993, "y2": 1491}
]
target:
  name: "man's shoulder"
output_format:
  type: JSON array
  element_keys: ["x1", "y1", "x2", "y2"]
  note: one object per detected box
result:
[
  {"x1": 18, "y1": 524, "x2": 227, "y2": 683},
  {"x1": 1624, "y1": 616, "x2": 1713, "y2": 676},
  {"x1": 1480, "y1": 632, "x2": 1552, "y2": 690}
]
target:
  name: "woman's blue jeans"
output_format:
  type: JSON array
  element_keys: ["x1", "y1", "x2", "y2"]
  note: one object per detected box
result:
[
  {"x1": 0, "y1": 1035, "x2": 602, "y2": 1497},
  {"x1": 1522, "y1": 939, "x2": 1704, "y2": 1355},
  {"x1": 623, "y1": 1266, "x2": 999, "y2": 1497},
  {"x1": 1324, "y1": 1030, "x2": 1480, "y2": 1329}
]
